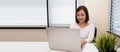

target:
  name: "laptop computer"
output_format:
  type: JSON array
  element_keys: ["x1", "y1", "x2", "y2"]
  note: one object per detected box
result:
[{"x1": 47, "y1": 28, "x2": 81, "y2": 52}]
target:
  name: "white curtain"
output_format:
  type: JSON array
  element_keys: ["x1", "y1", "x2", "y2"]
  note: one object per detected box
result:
[
  {"x1": 111, "y1": 0, "x2": 120, "y2": 36},
  {"x1": 0, "y1": 0, "x2": 47, "y2": 27}
]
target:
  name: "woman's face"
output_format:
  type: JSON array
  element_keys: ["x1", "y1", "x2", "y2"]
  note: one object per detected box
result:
[{"x1": 77, "y1": 9, "x2": 86, "y2": 23}]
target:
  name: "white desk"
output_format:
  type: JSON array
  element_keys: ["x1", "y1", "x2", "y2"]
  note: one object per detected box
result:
[
  {"x1": 0, "y1": 42, "x2": 65, "y2": 52},
  {"x1": 0, "y1": 42, "x2": 120, "y2": 52}
]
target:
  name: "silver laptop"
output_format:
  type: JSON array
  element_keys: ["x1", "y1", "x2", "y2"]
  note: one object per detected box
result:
[{"x1": 47, "y1": 28, "x2": 81, "y2": 52}]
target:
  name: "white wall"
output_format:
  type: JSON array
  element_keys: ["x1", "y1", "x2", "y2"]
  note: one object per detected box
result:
[{"x1": 85, "y1": 0, "x2": 109, "y2": 34}]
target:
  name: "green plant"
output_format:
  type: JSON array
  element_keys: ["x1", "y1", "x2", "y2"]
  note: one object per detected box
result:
[{"x1": 95, "y1": 33, "x2": 117, "y2": 52}]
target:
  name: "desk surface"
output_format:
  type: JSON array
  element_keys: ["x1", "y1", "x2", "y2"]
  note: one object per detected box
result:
[
  {"x1": 0, "y1": 42, "x2": 120, "y2": 52},
  {"x1": 0, "y1": 42, "x2": 65, "y2": 52}
]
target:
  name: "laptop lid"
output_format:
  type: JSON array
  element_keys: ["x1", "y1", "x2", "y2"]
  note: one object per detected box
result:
[{"x1": 47, "y1": 28, "x2": 81, "y2": 52}]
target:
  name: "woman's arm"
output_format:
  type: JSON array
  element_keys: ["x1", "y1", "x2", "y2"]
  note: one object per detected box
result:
[
  {"x1": 85, "y1": 26, "x2": 95, "y2": 43},
  {"x1": 80, "y1": 26, "x2": 95, "y2": 45}
]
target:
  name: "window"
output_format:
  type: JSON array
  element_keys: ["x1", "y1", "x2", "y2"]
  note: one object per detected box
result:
[
  {"x1": 110, "y1": 0, "x2": 120, "y2": 37},
  {"x1": 48, "y1": 0, "x2": 85, "y2": 27},
  {"x1": 48, "y1": 0, "x2": 76, "y2": 27},
  {"x1": 0, "y1": 0, "x2": 47, "y2": 27},
  {"x1": 0, "y1": 0, "x2": 85, "y2": 28},
  {"x1": 77, "y1": 0, "x2": 85, "y2": 7}
]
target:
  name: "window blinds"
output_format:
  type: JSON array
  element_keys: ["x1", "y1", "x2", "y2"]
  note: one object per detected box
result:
[
  {"x1": 48, "y1": 0, "x2": 76, "y2": 27},
  {"x1": 111, "y1": 0, "x2": 120, "y2": 36},
  {"x1": 77, "y1": 0, "x2": 85, "y2": 7},
  {"x1": 0, "y1": 0, "x2": 47, "y2": 27}
]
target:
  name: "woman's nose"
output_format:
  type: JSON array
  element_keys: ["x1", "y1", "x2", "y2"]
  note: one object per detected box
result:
[{"x1": 79, "y1": 16, "x2": 82, "y2": 18}]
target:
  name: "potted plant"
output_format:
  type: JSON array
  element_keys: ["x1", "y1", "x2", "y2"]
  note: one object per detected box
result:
[{"x1": 94, "y1": 33, "x2": 117, "y2": 52}]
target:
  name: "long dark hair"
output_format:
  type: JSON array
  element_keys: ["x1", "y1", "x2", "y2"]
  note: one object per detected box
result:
[{"x1": 76, "y1": 6, "x2": 89, "y2": 23}]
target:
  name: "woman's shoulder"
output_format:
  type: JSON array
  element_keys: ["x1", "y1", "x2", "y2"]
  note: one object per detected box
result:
[
  {"x1": 69, "y1": 23, "x2": 79, "y2": 29},
  {"x1": 70, "y1": 23, "x2": 78, "y2": 27},
  {"x1": 89, "y1": 23, "x2": 95, "y2": 27},
  {"x1": 88, "y1": 23, "x2": 95, "y2": 29}
]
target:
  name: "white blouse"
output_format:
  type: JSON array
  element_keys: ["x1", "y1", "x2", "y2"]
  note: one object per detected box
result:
[{"x1": 70, "y1": 23, "x2": 95, "y2": 43}]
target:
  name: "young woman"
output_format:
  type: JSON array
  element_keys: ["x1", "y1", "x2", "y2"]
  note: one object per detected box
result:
[{"x1": 70, "y1": 6, "x2": 98, "y2": 52}]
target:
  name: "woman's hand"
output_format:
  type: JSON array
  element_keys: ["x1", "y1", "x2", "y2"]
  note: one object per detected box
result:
[{"x1": 80, "y1": 39, "x2": 87, "y2": 45}]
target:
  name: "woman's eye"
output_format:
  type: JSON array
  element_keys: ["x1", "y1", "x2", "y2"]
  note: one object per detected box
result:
[
  {"x1": 77, "y1": 14, "x2": 80, "y2": 16},
  {"x1": 81, "y1": 14, "x2": 84, "y2": 16}
]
